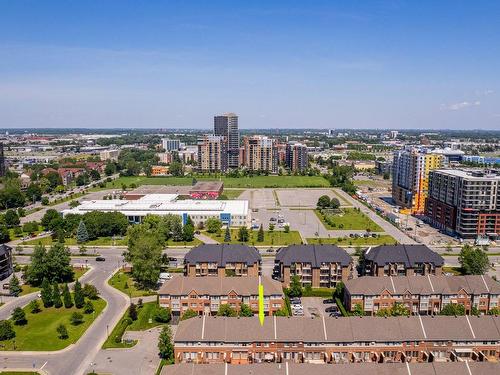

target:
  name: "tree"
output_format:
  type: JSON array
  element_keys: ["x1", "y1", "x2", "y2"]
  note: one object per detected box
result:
[
  {"x1": 440, "y1": 303, "x2": 465, "y2": 316},
  {"x1": 180, "y1": 309, "x2": 198, "y2": 321},
  {"x1": 76, "y1": 220, "x2": 89, "y2": 243},
  {"x1": 82, "y1": 284, "x2": 99, "y2": 300},
  {"x1": 0, "y1": 320, "x2": 16, "y2": 341},
  {"x1": 169, "y1": 161, "x2": 184, "y2": 177},
  {"x1": 4, "y1": 209, "x2": 20, "y2": 227},
  {"x1": 317, "y1": 195, "x2": 331, "y2": 209},
  {"x1": 459, "y1": 244, "x2": 489, "y2": 275},
  {"x1": 29, "y1": 300, "x2": 41, "y2": 314},
  {"x1": 22, "y1": 221, "x2": 39, "y2": 235},
  {"x1": 158, "y1": 325, "x2": 174, "y2": 360},
  {"x1": 154, "y1": 307, "x2": 172, "y2": 323},
  {"x1": 83, "y1": 300, "x2": 95, "y2": 314},
  {"x1": 105, "y1": 163, "x2": 116, "y2": 176},
  {"x1": 41, "y1": 196, "x2": 49, "y2": 205},
  {"x1": 288, "y1": 275, "x2": 303, "y2": 298},
  {"x1": 11, "y1": 307, "x2": 27, "y2": 325},
  {"x1": 352, "y1": 303, "x2": 364, "y2": 316},
  {"x1": 70, "y1": 312, "x2": 84, "y2": 325},
  {"x1": 334, "y1": 281, "x2": 344, "y2": 299},
  {"x1": 62, "y1": 283, "x2": 73, "y2": 308},
  {"x1": 237, "y1": 226, "x2": 249, "y2": 242},
  {"x1": 45, "y1": 242, "x2": 74, "y2": 283},
  {"x1": 488, "y1": 307, "x2": 500, "y2": 315},
  {"x1": 224, "y1": 226, "x2": 231, "y2": 242},
  {"x1": 0, "y1": 226, "x2": 10, "y2": 243},
  {"x1": 239, "y1": 303, "x2": 253, "y2": 317},
  {"x1": 52, "y1": 282, "x2": 63, "y2": 308},
  {"x1": 9, "y1": 274, "x2": 21, "y2": 297},
  {"x1": 257, "y1": 224, "x2": 264, "y2": 242},
  {"x1": 89, "y1": 169, "x2": 101, "y2": 181},
  {"x1": 330, "y1": 197, "x2": 340, "y2": 209},
  {"x1": 74, "y1": 280, "x2": 85, "y2": 308},
  {"x1": 217, "y1": 304, "x2": 237, "y2": 317},
  {"x1": 268, "y1": 223, "x2": 275, "y2": 232},
  {"x1": 206, "y1": 217, "x2": 222, "y2": 233},
  {"x1": 128, "y1": 303, "x2": 138, "y2": 321},
  {"x1": 79, "y1": 244, "x2": 87, "y2": 256},
  {"x1": 40, "y1": 278, "x2": 53, "y2": 307},
  {"x1": 26, "y1": 183, "x2": 42, "y2": 202},
  {"x1": 57, "y1": 324, "x2": 69, "y2": 339},
  {"x1": 126, "y1": 226, "x2": 162, "y2": 289},
  {"x1": 171, "y1": 220, "x2": 183, "y2": 242},
  {"x1": 182, "y1": 223, "x2": 194, "y2": 242},
  {"x1": 390, "y1": 302, "x2": 410, "y2": 316},
  {"x1": 41, "y1": 209, "x2": 61, "y2": 230},
  {"x1": 283, "y1": 224, "x2": 290, "y2": 233}
]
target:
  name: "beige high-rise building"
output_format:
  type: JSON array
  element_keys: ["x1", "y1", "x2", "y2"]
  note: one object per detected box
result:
[
  {"x1": 197, "y1": 135, "x2": 227, "y2": 172},
  {"x1": 242, "y1": 135, "x2": 278, "y2": 173}
]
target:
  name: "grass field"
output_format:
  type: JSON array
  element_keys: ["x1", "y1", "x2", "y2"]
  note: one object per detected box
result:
[
  {"x1": 99, "y1": 175, "x2": 330, "y2": 189},
  {"x1": 1, "y1": 297, "x2": 106, "y2": 351},
  {"x1": 108, "y1": 270, "x2": 157, "y2": 297},
  {"x1": 307, "y1": 234, "x2": 397, "y2": 246},
  {"x1": 20, "y1": 266, "x2": 89, "y2": 296},
  {"x1": 102, "y1": 301, "x2": 164, "y2": 349},
  {"x1": 443, "y1": 266, "x2": 464, "y2": 275},
  {"x1": 205, "y1": 229, "x2": 303, "y2": 246},
  {"x1": 315, "y1": 208, "x2": 383, "y2": 232},
  {"x1": 219, "y1": 189, "x2": 245, "y2": 199}
]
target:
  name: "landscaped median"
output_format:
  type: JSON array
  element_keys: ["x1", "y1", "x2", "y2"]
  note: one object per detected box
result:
[
  {"x1": 306, "y1": 234, "x2": 397, "y2": 246},
  {"x1": 204, "y1": 229, "x2": 303, "y2": 246},
  {"x1": 0, "y1": 296, "x2": 106, "y2": 351},
  {"x1": 19, "y1": 266, "x2": 90, "y2": 296},
  {"x1": 108, "y1": 270, "x2": 156, "y2": 298}
]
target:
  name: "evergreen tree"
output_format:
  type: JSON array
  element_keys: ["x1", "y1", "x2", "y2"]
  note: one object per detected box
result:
[
  {"x1": 9, "y1": 274, "x2": 21, "y2": 297},
  {"x1": 62, "y1": 283, "x2": 73, "y2": 308},
  {"x1": 83, "y1": 300, "x2": 94, "y2": 314},
  {"x1": 171, "y1": 220, "x2": 183, "y2": 242},
  {"x1": 73, "y1": 280, "x2": 85, "y2": 308},
  {"x1": 0, "y1": 321, "x2": 15, "y2": 341},
  {"x1": 128, "y1": 303, "x2": 138, "y2": 321},
  {"x1": 239, "y1": 303, "x2": 253, "y2": 317},
  {"x1": 237, "y1": 226, "x2": 249, "y2": 242},
  {"x1": 158, "y1": 325, "x2": 174, "y2": 360},
  {"x1": 76, "y1": 220, "x2": 89, "y2": 243},
  {"x1": 224, "y1": 226, "x2": 231, "y2": 242},
  {"x1": 40, "y1": 278, "x2": 53, "y2": 307},
  {"x1": 57, "y1": 324, "x2": 68, "y2": 339},
  {"x1": 29, "y1": 300, "x2": 41, "y2": 314},
  {"x1": 52, "y1": 282, "x2": 63, "y2": 308},
  {"x1": 12, "y1": 307, "x2": 27, "y2": 325},
  {"x1": 182, "y1": 223, "x2": 194, "y2": 242},
  {"x1": 26, "y1": 243, "x2": 48, "y2": 286},
  {"x1": 257, "y1": 224, "x2": 264, "y2": 242}
]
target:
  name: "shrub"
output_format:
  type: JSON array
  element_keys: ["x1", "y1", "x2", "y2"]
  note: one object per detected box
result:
[
  {"x1": 128, "y1": 303, "x2": 138, "y2": 321},
  {"x1": 83, "y1": 300, "x2": 95, "y2": 314},
  {"x1": 154, "y1": 307, "x2": 172, "y2": 323},
  {"x1": 82, "y1": 284, "x2": 99, "y2": 300},
  {"x1": 12, "y1": 307, "x2": 27, "y2": 325},
  {"x1": 29, "y1": 300, "x2": 41, "y2": 314},
  {"x1": 57, "y1": 324, "x2": 68, "y2": 339},
  {"x1": 0, "y1": 320, "x2": 16, "y2": 341},
  {"x1": 70, "y1": 312, "x2": 84, "y2": 325}
]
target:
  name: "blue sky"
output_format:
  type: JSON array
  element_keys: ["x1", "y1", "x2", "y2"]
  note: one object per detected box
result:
[{"x1": 0, "y1": 1, "x2": 499, "y2": 129}]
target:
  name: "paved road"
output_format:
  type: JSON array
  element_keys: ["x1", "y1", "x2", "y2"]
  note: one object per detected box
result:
[
  {"x1": 333, "y1": 188, "x2": 416, "y2": 245},
  {"x1": 0, "y1": 250, "x2": 129, "y2": 375}
]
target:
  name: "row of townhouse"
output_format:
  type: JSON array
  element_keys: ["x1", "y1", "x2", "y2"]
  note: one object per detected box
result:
[
  {"x1": 159, "y1": 275, "x2": 284, "y2": 316},
  {"x1": 184, "y1": 244, "x2": 261, "y2": 277},
  {"x1": 173, "y1": 315, "x2": 500, "y2": 365},
  {"x1": 344, "y1": 275, "x2": 500, "y2": 315},
  {"x1": 163, "y1": 362, "x2": 500, "y2": 375},
  {"x1": 362, "y1": 244, "x2": 444, "y2": 277}
]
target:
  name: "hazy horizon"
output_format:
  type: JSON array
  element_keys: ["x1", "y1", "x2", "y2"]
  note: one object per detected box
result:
[{"x1": 1, "y1": 1, "x2": 499, "y2": 130}]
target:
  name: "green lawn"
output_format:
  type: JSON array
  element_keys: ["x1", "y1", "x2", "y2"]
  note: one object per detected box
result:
[
  {"x1": 443, "y1": 266, "x2": 464, "y2": 275},
  {"x1": 315, "y1": 208, "x2": 383, "y2": 232},
  {"x1": 219, "y1": 189, "x2": 245, "y2": 199},
  {"x1": 307, "y1": 234, "x2": 397, "y2": 246},
  {"x1": 205, "y1": 229, "x2": 303, "y2": 246},
  {"x1": 99, "y1": 175, "x2": 330, "y2": 189},
  {"x1": 108, "y1": 270, "x2": 156, "y2": 297},
  {"x1": 102, "y1": 302, "x2": 165, "y2": 349},
  {"x1": 20, "y1": 267, "x2": 89, "y2": 296},
  {"x1": 25, "y1": 235, "x2": 200, "y2": 247},
  {"x1": 0, "y1": 297, "x2": 106, "y2": 351}
]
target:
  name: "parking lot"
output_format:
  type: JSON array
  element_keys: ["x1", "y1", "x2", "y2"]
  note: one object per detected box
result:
[
  {"x1": 292, "y1": 297, "x2": 340, "y2": 318},
  {"x1": 276, "y1": 189, "x2": 345, "y2": 208},
  {"x1": 239, "y1": 189, "x2": 277, "y2": 210}
]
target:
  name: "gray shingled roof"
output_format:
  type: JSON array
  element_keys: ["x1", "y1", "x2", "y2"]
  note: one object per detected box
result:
[
  {"x1": 0, "y1": 244, "x2": 11, "y2": 257},
  {"x1": 275, "y1": 244, "x2": 351, "y2": 267},
  {"x1": 344, "y1": 275, "x2": 500, "y2": 295},
  {"x1": 163, "y1": 363, "x2": 500, "y2": 375},
  {"x1": 174, "y1": 315, "x2": 500, "y2": 343},
  {"x1": 158, "y1": 275, "x2": 283, "y2": 296},
  {"x1": 364, "y1": 244, "x2": 444, "y2": 267},
  {"x1": 184, "y1": 244, "x2": 261, "y2": 266}
]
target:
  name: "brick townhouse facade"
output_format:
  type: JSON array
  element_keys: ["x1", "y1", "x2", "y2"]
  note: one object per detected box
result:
[
  {"x1": 344, "y1": 275, "x2": 500, "y2": 315},
  {"x1": 162, "y1": 362, "x2": 500, "y2": 375},
  {"x1": 274, "y1": 244, "x2": 352, "y2": 288},
  {"x1": 173, "y1": 316, "x2": 500, "y2": 365},
  {"x1": 159, "y1": 275, "x2": 284, "y2": 316},
  {"x1": 184, "y1": 244, "x2": 261, "y2": 277},
  {"x1": 362, "y1": 245, "x2": 444, "y2": 277}
]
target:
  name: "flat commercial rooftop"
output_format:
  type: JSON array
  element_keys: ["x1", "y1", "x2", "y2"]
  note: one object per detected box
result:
[{"x1": 62, "y1": 194, "x2": 249, "y2": 216}]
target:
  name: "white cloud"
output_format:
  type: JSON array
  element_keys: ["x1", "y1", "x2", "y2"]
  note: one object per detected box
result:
[{"x1": 440, "y1": 101, "x2": 481, "y2": 111}]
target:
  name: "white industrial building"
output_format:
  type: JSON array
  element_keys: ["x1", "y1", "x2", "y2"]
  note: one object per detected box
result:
[{"x1": 62, "y1": 194, "x2": 251, "y2": 227}]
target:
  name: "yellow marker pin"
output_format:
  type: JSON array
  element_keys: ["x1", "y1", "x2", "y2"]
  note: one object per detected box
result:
[{"x1": 258, "y1": 275, "x2": 265, "y2": 326}]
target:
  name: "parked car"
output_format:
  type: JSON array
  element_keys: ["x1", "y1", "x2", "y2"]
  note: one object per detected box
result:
[
  {"x1": 2, "y1": 283, "x2": 9, "y2": 290},
  {"x1": 269, "y1": 217, "x2": 277, "y2": 222},
  {"x1": 95, "y1": 256, "x2": 106, "y2": 262}
]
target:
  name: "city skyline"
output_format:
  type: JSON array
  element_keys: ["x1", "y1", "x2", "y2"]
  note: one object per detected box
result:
[{"x1": 1, "y1": 1, "x2": 500, "y2": 129}]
